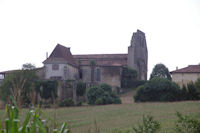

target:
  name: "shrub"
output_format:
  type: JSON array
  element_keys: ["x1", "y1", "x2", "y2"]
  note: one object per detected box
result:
[
  {"x1": 59, "y1": 98, "x2": 75, "y2": 107},
  {"x1": 87, "y1": 83, "x2": 121, "y2": 105},
  {"x1": 95, "y1": 98, "x2": 104, "y2": 105},
  {"x1": 111, "y1": 91, "x2": 121, "y2": 104},
  {"x1": 100, "y1": 83, "x2": 112, "y2": 94},
  {"x1": 76, "y1": 80, "x2": 86, "y2": 97},
  {"x1": 187, "y1": 82, "x2": 199, "y2": 100},
  {"x1": 175, "y1": 112, "x2": 200, "y2": 133},
  {"x1": 133, "y1": 115, "x2": 160, "y2": 133},
  {"x1": 134, "y1": 77, "x2": 181, "y2": 102},
  {"x1": 39, "y1": 80, "x2": 58, "y2": 100},
  {"x1": 121, "y1": 66, "x2": 141, "y2": 89}
]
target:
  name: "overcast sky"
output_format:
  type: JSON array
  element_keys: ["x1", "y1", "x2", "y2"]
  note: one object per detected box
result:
[{"x1": 0, "y1": 0, "x2": 200, "y2": 78}]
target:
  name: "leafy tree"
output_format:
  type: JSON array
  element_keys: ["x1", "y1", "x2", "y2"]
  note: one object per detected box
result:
[
  {"x1": 0, "y1": 65, "x2": 38, "y2": 106},
  {"x1": 22, "y1": 63, "x2": 36, "y2": 70},
  {"x1": 150, "y1": 63, "x2": 171, "y2": 80},
  {"x1": 134, "y1": 77, "x2": 180, "y2": 102}
]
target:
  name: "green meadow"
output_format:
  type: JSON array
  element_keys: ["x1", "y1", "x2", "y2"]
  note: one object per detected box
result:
[{"x1": 1, "y1": 101, "x2": 199, "y2": 133}]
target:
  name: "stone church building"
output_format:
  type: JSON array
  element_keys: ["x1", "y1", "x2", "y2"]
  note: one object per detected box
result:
[{"x1": 43, "y1": 30, "x2": 148, "y2": 88}]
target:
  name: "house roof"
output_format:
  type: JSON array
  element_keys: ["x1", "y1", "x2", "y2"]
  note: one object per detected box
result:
[
  {"x1": 43, "y1": 44, "x2": 77, "y2": 66},
  {"x1": 73, "y1": 54, "x2": 128, "y2": 66},
  {"x1": 170, "y1": 65, "x2": 200, "y2": 73},
  {"x1": 0, "y1": 67, "x2": 43, "y2": 75}
]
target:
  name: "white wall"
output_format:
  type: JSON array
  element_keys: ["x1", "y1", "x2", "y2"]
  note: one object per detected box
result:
[
  {"x1": 44, "y1": 63, "x2": 66, "y2": 79},
  {"x1": 44, "y1": 63, "x2": 78, "y2": 80},
  {"x1": 172, "y1": 73, "x2": 200, "y2": 87}
]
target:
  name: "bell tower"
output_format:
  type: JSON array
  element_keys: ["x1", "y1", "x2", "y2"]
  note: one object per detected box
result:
[{"x1": 128, "y1": 30, "x2": 148, "y2": 80}]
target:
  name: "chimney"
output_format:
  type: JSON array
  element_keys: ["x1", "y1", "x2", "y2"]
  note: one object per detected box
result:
[
  {"x1": 46, "y1": 52, "x2": 48, "y2": 59},
  {"x1": 176, "y1": 66, "x2": 178, "y2": 70}
]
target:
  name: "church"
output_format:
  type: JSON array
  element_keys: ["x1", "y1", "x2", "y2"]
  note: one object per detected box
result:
[{"x1": 43, "y1": 30, "x2": 148, "y2": 88}]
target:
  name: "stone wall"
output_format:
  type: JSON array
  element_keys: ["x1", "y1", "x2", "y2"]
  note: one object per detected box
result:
[
  {"x1": 171, "y1": 73, "x2": 200, "y2": 87},
  {"x1": 80, "y1": 65, "x2": 121, "y2": 88},
  {"x1": 101, "y1": 66, "x2": 121, "y2": 89},
  {"x1": 80, "y1": 66, "x2": 92, "y2": 82},
  {"x1": 44, "y1": 63, "x2": 78, "y2": 80},
  {"x1": 128, "y1": 30, "x2": 148, "y2": 80},
  {"x1": 65, "y1": 64, "x2": 78, "y2": 80}
]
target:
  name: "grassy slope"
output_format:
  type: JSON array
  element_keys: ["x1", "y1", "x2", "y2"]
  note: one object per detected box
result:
[
  {"x1": 34, "y1": 101, "x2": 200, "y2": 132},
  {"x1": 0, "y1": 101, "x2": 199, "y2": 132}
]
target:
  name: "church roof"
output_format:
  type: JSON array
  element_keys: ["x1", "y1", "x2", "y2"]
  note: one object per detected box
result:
[
  {"x1": 43, "y1": 44, "x2": 77, "y2": 66},
  {"x1": 170, "y1": 65, "x2": 200, "y2": 73},
  {"x1": 73, "y1": 54, "x2": 127, "y2": 66}
]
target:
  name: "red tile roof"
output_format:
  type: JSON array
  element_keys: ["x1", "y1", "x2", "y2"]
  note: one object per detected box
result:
[
  {"x1": 170, "y1": 65, "x2": 200, "y2": 73},
  {"x1": 43, "y1": 44, "x2": 77, "y2": 66},
  {"x1": 73, "y1": 54, "x2": 128, "y2": 66}
]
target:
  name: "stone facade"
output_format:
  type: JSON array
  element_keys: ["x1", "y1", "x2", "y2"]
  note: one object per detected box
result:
[
  {"x1": 101, "y1": 66, "x2": 121, "y2": 88},
  {"x1": 171, "y1": 73, "x2": 200, "y2": 87},
  {"x1": 170, "y1": 65, "x2": 200, "y2": 87},
  {"x1": 41, "y1": 30, "x2": 148, "y2": 88},
  {"x1": 44, "y1": 63, "x2": 78, "y2": 80},
  {"x1": 43, "y1": 44, "x2": 78, "y2": 80},
  {"x1": 128, "y1": 30, "x2": 148, "y2": 80}
]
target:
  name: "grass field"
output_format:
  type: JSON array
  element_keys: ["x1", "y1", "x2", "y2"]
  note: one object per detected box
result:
[{"x1": 1, "y1": 101, "x2": 199, "y2": 133}]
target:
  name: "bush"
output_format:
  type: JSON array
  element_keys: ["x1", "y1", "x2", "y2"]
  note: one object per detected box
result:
[
  {"x1": 121, "y1": 66, "x2": 143, "y2": 89},
  {"x1": 76, "y1": 80, "x2": 86, "y2": 97},
  {"x1": 187, "y1": 82, "x2": 199, "y2": 100},
  {"x1": 175, "y1": 112, "x2": 200, "y2": 133},
  {"x1": 39, "y1": 80, "x2": 58, "y2": 100},
  {"x1": 133, "y1": 115, "x2": 160, "y2": 133},
  {"x1": 100, "y1": 83, "x2": 112, "y2": 94},
  {"x1": 59, "y1": 98, "x2": 75, "y2": 107},
  {"x1": 87, "y1": 83, "x2": 121, "y2": 105},
  {"x1": 134, "y1": 77, "x2": 181, "y2": 102}
]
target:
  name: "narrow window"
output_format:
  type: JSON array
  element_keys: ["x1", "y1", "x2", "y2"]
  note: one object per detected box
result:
[
  {"x1": 96, "y1": 68, "x2": 101, "y2": 81},
  {"x1": 79, "y1": 69, "x2": 83, "y2": 79},
  {"x1": 52, "y1": 64, "x2": 59, "y2": 70}
]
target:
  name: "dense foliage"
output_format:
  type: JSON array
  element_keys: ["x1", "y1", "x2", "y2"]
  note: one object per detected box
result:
[
  {"x1": 59, "y1": 98, "x2": 75, "y2": 107},
  {"x1": 134, "y1": 77, "x2": 200, "y2": 102},
  {"x1": 134, "y1": 77, "x2": 181, "y2": 102},
  {"x1": 87, "y1": 83, "x2": 121, "y2": 105},
  {"x1": 76, "y1": 80, "x2": 86, "y2": 97},
  {"x1": 0, "y1": 65, "x2": 38, "y2": 106},
  {"x1": 150, "y1": 63, "x2": 171, "y2": 80},
  {"x1": 133, "y1": 115, "x2": 160, "y2": 133},
  {"x1": 175, "y1": 112, "x2": 200, "y2": 133},
  {"x1": 37, "y1": 80, "x2": 58, "y2": 100},
  {"x1": 121, "y1": 66, "x2": 145, "y2": 89}
]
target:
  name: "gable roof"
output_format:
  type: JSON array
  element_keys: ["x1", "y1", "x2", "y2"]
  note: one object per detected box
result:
[
  {"x1": 43, "y1": 44, "x2": 77, "y2": 66},
  {"x1": 170, "y1": 65, "x2": 200, "y2": 73},
  {"x1": 73, "y1": 54, "x2": 128, "y2": 66}
]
